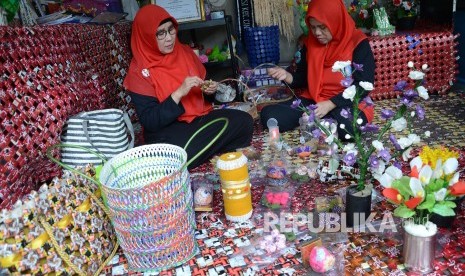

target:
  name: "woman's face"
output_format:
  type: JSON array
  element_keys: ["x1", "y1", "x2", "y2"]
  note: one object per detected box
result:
[
  {"x1": 308, "y1": 18, "x2": 332, "y2": 45},
  {"x1": 156, "y1": 21, "x2": 177, "y2": 54}
]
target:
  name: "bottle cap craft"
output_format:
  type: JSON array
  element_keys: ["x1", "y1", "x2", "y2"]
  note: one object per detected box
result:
[{"x1": 217, "y1": 152, "x2": 253, "y2": 222}]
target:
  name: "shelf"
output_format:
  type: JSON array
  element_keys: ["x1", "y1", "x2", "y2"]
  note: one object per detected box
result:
[
  {"x1": 178, "y1": 18, "x2": 228, "y2": 31},
  {"x1": 203, "y1": 60, "x2": 232, "y2": 68}
]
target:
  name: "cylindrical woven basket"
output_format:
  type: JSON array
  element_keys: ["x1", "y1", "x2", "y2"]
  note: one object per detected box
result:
[
  {"x1": 244, "y1": 25, "x2": 280, "y2": 68},
  {"x1": 99, "y1": 144, "x2": 198, "y2": 272}
]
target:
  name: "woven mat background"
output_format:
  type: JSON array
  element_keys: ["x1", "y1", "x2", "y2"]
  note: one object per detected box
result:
[{"x1": 102, "y1": 93, "x2": 465, "y2": 275}]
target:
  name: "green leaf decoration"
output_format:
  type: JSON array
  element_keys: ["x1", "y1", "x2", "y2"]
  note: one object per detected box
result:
[
  {"x1": 393, "y1": 205, "x2": 415, "y2": 218},
  {"x1": 432, "y1": 205, "x2": 456, "y2": 217},
  {"x1": 425, "y1": 179, "x2": 446, "y2": 193},
  {"x1": 0, "y1": 0, "x2": 20, "y2": 22},
  {"x1": 393, "y1": 104, "x2": 407, "y2": 119},
  {"x1": 417, "y1": 193, "x2": 435, "y2": 210},
  {"x1": 392, "y1": 176, "x2": 412, "y2": 199},
  {"x1": 437, "y1": 200, "x2": 457, "y2": 208}
]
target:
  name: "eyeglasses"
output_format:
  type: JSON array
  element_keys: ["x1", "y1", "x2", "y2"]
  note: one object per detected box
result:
[{"x1": 156, "y1": 25, "x2": 176, "y2": 40}]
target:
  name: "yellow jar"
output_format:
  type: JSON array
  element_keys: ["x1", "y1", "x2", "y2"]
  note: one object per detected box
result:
[{"x1": 217, "y1": 152, "x2": 253, "y2": 222}]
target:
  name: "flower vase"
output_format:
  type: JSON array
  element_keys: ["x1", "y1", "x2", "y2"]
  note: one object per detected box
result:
[
  {"x1": 396, "y1": 16, "x2": 417, "y2": 31},
  {"x1": 402, "y1": 221, "x2": 437, "y2": 274},
  {"x1": 345, "y1": 183, "x2": 372, "y2": 228},
  {"x1": 429, "y1": 196, "x2": 464, "y2": 228}
]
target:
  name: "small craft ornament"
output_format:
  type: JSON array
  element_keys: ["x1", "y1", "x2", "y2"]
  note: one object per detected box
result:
[
  {"x1": 309, "y1": 246, "x2": 335, "y2": 273},
  {"x1": 258, "y1": 229, "x2": 286, "y2": 254},
  {"x1": 194, "y1": 186, "x2": 213, "y2": 206}
]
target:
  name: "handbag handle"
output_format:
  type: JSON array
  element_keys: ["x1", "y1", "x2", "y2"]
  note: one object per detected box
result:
[{"x1": 184, "y1": 117, "x2": 229, "y2": 168}]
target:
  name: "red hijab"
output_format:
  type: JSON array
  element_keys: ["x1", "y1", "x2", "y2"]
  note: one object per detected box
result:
[
  {"x1": 123, "y1": 4, "x2": 211, "y2": 123},
  {"x1": 303, "y1": 0, "x2": 367, "y2": 102}
]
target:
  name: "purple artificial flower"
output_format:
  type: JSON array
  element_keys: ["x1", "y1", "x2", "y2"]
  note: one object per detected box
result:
[
  {"x1": 362, "y1": 96, "x2": 374, "y2": 106},
  {"x1": 340, "y1": 108, "x2": 351, "y2": 119},
  {"x1": 360, "y1": 123, "x2": 379, "y2": 133},
  {"x1": 312, "y1": 128, "x2": 322, "y2": 139},
  {"x1": 341, "y1": 77, "x2": 354, "y2": 88},
  {"x1": 353, "y1": 62, "x2": 364, "y2": 71},
  {"x1": 389, "y1": 134, "x2": 402, "y2": 151},
  {"x1": 416, "y1": 104, "x2": 425, "y2": 120},
  {"x1": 394, "y1": 80, "x2": 407, "y2": 91},
  {"x1": 403, "y1": 89, "x2": 418, "y2": 99},
  {"x1": 291, "y1": 99, "x2": 301, "y2": 109},
  {"x1": 343, "y1": 152, "x2": 357, "y2": 166},
  {"x1": 393, "y1": 161, "x2": 402, "y2": 170},
  {"x1": 307, "y1": 104, "x2": 318, "y2": 110},
  {"x1": 380, "y1": 109, "x2": 395, "y2": 120},
  {"x1": 369, "y1": 155, "x2": 380, "y2": 169},
  {"x1": 400, "y1": 97, "x2": 414, "y2": 107},
  {"x1": 343, "y1": 65, "x2": 353, "y2": 76},
  {"x1": 408, "y1": 40, "x2": 421, "y2": 50},
  {"x1": 378, "y1": 149, "x2": 391, "y2": 162}
]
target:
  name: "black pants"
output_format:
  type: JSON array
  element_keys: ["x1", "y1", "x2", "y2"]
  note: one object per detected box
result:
[
  {"x1": 260, "y1": 98, "x2": 367, "y2": 140},
  {"x1": 144, "y1": 109, "x2": 254, "y2": 169}
]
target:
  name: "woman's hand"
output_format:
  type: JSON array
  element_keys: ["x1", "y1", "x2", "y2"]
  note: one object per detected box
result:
[
  {"x1": 172, "y1": 76, "x2": 203, "y2": 103},
  {"x1": 201, "y1": 80, "x2": 218, "y2": 95},
  {"x1": 314, "y1": 100, "x2": 336, "y2": 119},
  {"x1": 267, "y1": 67, "x2": 293, "y2": 84}
]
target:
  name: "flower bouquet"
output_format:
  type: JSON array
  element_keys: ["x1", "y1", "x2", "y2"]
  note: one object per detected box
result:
[
  {"x1": 381, "y1": 146, "x2": 465, "y2": 228},
  {"x1": 348, "y1": 0, "x2": 379, "y2": 31},
  {"x1": 392, "y1": 0, "x2": 417, "y2": 19},
  {"x1": 293, "y1": 60, "x2": 430, "y2": 226}
]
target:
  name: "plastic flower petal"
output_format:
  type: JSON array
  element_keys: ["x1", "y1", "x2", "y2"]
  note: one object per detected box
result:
[
  {"x1": 383, "y1": 188, "x2": 402, "y2": 204},
  {"x1": 449, "y1": 172, "x2": 459, "y2": 186},
  {"x1": 405, "y1": 197, "x2": 423, "y2": 210},
  {"x1": 372, "y1": 140, "x2": 384, "y2": 151},
  {"x1": 332, "y1": 61, "x2": 352, "y2": 72},
  {"x1": 450, "y1": 181, "x2": 465, "y2": 196},
  {"x1": 417, "y1": 86, "x2": 429, "y2": 100},
  {"x1": 409, "y1": 70, "x2": 425, "y2": 80},
  {"x1": 442, "y1": 158, "x2": 458, "y2": 175},
  {"x1": 342, "y1": 85, "x2": 356, "y2": 100},
  {"x1": 402, "y1": 147, "x2": 413, "y2": 161},
  {"x1": 432, "y1": 159, "x2": 443, "y2": 178},
  {"x1": 418, "y1": 165, "x2": 433, "y2": 185},
  {"x1": 434, "y1": 188, "x2": 447, "y2": 201},
  {"x1": 391, "y1": 117, "x2": 407, "y2": 132},
  {"x1": 359, "y1": 81, "x2": 374, "y2": 91},
  {"x1": 410, "y1": 156, "x2": 423, "y2": 172},
  {"x1": 410, "y1": 178, "x2": 425, "y2": 198}
]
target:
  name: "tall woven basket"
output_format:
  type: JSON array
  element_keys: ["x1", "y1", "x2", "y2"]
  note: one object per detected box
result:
[{"x1": 98, "y1": 118, "x2": 228, "y2": 272}]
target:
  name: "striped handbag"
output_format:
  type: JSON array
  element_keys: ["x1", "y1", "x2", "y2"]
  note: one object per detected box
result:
[{"x1": 60, "y1": 108, "x2": 134, "y2": 167}]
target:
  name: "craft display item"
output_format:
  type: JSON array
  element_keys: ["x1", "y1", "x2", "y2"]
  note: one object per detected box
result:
[
  {"x1": 299, "y1": 237, "x2": 322, "y2": 268},
  {"x1": 201, "y1": 79, "x2": 214, "y2": 92},
  {"x1": 266, "y1": 160, "x2": 289, "y2": 187},
  {"x1": 309, "y1": 246, "x2": 336, "y2": 273},
  {"x1": 291, "y1": 162, "x2": 318, "y2": 182},
  {"x1": 0, "y1": 166, "x2": 118, "y2": 276},
  {"x1": 260, "y1": 185, "x2": 296, "y2": 210},
  {"x1": 217, "y1": 152, "x2": 253, "y2": 222},
  {"x1": 192, "y1": 179, "x2": 214, "y2": 212},
  {"x1": 258, "y1": 230, "x2": 286, "y2": 254}
]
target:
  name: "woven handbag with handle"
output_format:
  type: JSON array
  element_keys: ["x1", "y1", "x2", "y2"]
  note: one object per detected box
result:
[{"x1": 0, "y1": 166, "x2": 118, "y2": 275}]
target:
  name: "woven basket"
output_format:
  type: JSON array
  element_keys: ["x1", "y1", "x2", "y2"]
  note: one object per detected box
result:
[
  {"x1": 99, "y1": 144, "x2": 196, "y2": 272},
  {"x1": 243, "y1": 85, "x2": 293, "y2": 111},
  {"x1": 98, "y1": 118, "x2": 228, "y2": 272}
]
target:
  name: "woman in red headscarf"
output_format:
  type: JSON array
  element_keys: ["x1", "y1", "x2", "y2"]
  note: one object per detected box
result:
[
  {"x1": 124, "y1": 4, "x2": 253, "y2": 169},
  {"x1": 261, "y1": 0, "x2": 375, "y2": 140}
]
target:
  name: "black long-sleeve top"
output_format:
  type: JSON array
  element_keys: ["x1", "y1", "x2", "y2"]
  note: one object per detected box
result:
[{"x1": 289, "y1": 39, "x2": 375, "y2": 107}]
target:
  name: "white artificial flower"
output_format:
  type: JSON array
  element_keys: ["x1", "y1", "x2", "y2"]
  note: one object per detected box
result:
[
  {"x1": 376, "y1": 165, "x2": 402, "y2": 188},
  {"x1": 356, "y1": 118, "x2": 363, "y2": 125},
  {"x1": 409, "y1": 70, "x2": 425, "y2": 80},
  {"x1": 325, "y1": 134, "x2": 335, "y2": 144},
  {"x1": 434, "y1": 188, "x2": 447, "y2": 201},
  {"x1": 332, "y1": 61, "x2": 352, "y2": 72},
  {"x1": 419, "y1": 165, "x2": 433, "y2": 185},
  {"x1": 449, "y1": 172, "x2": 459, "y2": 186},
  {"x1": 345, "y1": 134, "x2": 351, "y2": 139},
  {"x1": 342, "y1": 85, "x2": 356, "y2": 100},
  {"x1": 372, "y1": 140, "x2": 384, "y2": 151},
  {"x1": 323, "y1": 121, "x2": 330, "y2": 127},
  {"x1": 340, "y1": 124, "x2": 345, "y2": 129},
  {"x1": 359, "y1": 81, "x2": 374, "y2": 91},
  {"x1": 410, "y1": 156, "x2": 424, "y2": 171},
  {"x1": 391, "y1": 117, "x2": 407, "y2": 132},
  {"x1": 407, "y1": 61, "x2": 414, "y2": 68},
  {"x1": 408, "y1": 134, "x2": 421, "y2": 145},
  {"x1": 343, "y1": 143, "x2": 355, "y2": 152},
  {"x1": 443, "y1": 158, "x2": 458, "y2": 175},
  {"x1": 424, "y1": 131, "x2": 431, "y2": 137},
  {"x1": 402, "y1": 147, "x2": 413, "y2": 161},
  {"x1": 411, "y1": 111, "x2": 415, "y2": 117},
  {"x1": 371, "y1": 160, "x2": 386, "y2": 176},
  {"x1": 422, "y1": 64, "x2": 429, "y2": 70},
  {"x1": 397, "y1": 137, "x2": 413, "y2": 150},
  {"x1": 410, "y1": 178, "x2": 425, "y2": 198},
  {"x1": 417, "y1": 86, "x2": 429, "y2": 100}
]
